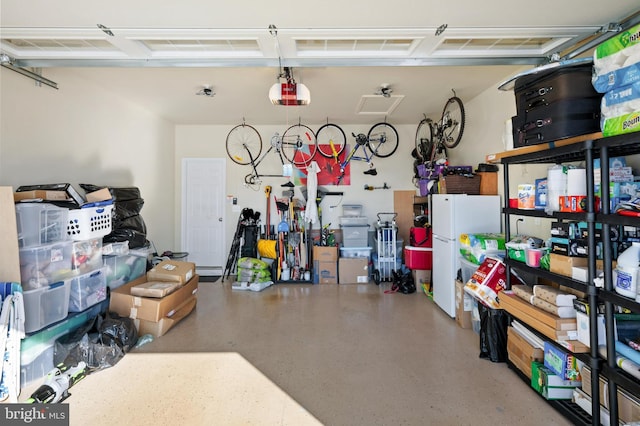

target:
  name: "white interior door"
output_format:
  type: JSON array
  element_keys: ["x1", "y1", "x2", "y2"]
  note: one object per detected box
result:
[{"x1": 181, "y1": 158, "x2": 226, "y2": 276}]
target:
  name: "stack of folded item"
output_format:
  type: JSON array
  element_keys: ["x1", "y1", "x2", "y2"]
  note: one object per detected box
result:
[
  {"x1": 505, "y1": 285, "x2": 580, "y2": 345},
  {"x1": 592, "y1": 23, "x2": 640, "y2": 137},
  {"x1": 532, "y1": 285, "x2": 577, "y2": 319},
  {"x1": 233, "y1": 257, "x2": 273, "y2": 291}
]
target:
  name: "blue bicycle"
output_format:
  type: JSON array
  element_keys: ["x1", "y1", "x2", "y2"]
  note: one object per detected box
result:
[{"x1": 334, "y1": 122, "x2": 399, "y2": 185}]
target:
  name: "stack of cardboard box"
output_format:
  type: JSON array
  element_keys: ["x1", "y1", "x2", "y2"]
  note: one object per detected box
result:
[{"x1": 110, "y1": 259, "x2": 198, "y2": 338}]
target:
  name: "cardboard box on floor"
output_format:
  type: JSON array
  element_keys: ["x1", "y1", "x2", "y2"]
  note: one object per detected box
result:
[
  {"x1": 338, "y1": 257, "x2": 369, "y2": 284},
  {"x1": 135, "y1": 296, "x2": 197, "y2": 338},
  {"x1": 455, "y1": 280, "x2": 472, "y2": 329},
  {"x1": 110, "y1": 274, "x2": 199, "y2": 322},
  {"x1": 313, "y1": 260, "x2": 337, "y2": 284},
  {"x1": 147, "y1": 259, "x2": 196, "y2": 285}
]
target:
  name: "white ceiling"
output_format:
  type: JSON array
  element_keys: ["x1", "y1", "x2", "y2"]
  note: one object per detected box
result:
[{"x1": 1, "y1": 1, "x2": 639, "y2": 126}]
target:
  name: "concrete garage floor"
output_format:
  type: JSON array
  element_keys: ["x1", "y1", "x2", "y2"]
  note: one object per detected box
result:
[
  {"x1": 126, "y1": 279, "x2": 573, "y2": 426},
  {"x1": 18, "y1": 280, "x2": 576, "y2": 425}
]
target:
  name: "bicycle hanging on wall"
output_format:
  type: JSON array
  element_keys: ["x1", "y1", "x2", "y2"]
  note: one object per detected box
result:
[
  {"x1": 332, "y1": 121, "x2": 399, "y2": 185},
  {"x1": 226, "y1": 121, "x2": 288, "y2": 190},
  {"x1": 414, "y1": 91, "x2": 466, "y2": 175}
]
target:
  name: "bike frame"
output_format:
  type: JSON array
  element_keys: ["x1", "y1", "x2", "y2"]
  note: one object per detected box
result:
[
  {"x1": 336, "y1": 134, "x2": 374, "y2": 184},
  {"x1": 245, "y1": 134, "x2": 289, "y2": 184}
]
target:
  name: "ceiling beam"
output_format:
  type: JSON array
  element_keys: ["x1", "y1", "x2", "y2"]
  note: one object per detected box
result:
[{"x1": 12, "y1": 56, "x2": 547, "y2": 68}]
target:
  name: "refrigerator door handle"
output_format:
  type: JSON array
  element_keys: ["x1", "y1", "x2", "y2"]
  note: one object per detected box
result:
[{"x1": 433, "y1": 235, "x2": 451, "y2": 243}]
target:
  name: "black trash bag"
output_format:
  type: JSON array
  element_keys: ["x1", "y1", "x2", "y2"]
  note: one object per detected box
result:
[
  {"x1": 478, "y1": 303, "x2": 509, "y2": 362},
  {"x1": 103, "y1": 228, "x2": 149, "y2": 249},
  {"x1": 98, "y1": 311, "x2": 138, "y2": 353},
  {"x1": 391, "y1": 270, "x2": 416, "y2": 294},
  {"x1": 54, "y1": 312, "x2": 138, "y2": 373},
  {"x1": 113, "y1": 214, "x2": 147, "y2": 235},
  {"x1": 112, "y1": 198, "x2": 145, "y2": 221}
]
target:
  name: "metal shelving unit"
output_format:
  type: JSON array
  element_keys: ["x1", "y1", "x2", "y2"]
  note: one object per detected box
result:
[{"x1": 498, "y1": 132, "x2": 640, "y2": 425}]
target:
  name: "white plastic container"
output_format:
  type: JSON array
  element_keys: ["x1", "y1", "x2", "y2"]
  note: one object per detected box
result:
[
  {"x1": 67, "y1": 267, "x2": 107, "y2": 312},
  {"x1": 15, "y1": 203, "x2": 69, "y2": 248},
  {"x1": 23, "y1": 280, "x2": 71, "y2": 333},
  {"x1": 615, "y1": 242, "x2": 640, "y2": 298}
]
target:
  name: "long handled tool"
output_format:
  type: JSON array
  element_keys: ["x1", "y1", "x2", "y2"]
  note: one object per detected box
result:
[{"x1": 265, "y1": 185, "x2": 272, "y2": 238}]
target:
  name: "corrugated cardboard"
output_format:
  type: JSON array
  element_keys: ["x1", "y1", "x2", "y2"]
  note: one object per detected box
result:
[
  {"x1": 313, "y1": 260, "x2": 337, "y2": 284},
  {"x1": 85, "y1": 187, "x2": 112, "y2": 203},
  {"x1": 135, "y1": 296, "x2": 197, "y2": 338},
  {"x1": 313, "y1": 246, "x2": 338, "y2": 262},
  {"x1": 455, "y1": 279, "x2": 472, "y2": 329},
  {"x1": 581, "y1": 366, "x2": 640, "y2": 424},
  {"x1": 13, "y1": 190, "x2": 70, "y2": 202},
  {"x1": 0, "y1": 187, "x2": 21, "y2": 283},
  {"x1": 130, "y1": 281, "x2": 181, "y2": 298},
  {"x1": 110, "y1": 274, "x2": 199, "y2": 322},
  {"x1": 147, "y1": 259, "x2": 196, "y2": 285},
  {"x1": 507, "y1": 327, "x2": 543, "y2": 379},
  {"x1": 338, "y1": 257, "x2": 369, "y2": 284}
]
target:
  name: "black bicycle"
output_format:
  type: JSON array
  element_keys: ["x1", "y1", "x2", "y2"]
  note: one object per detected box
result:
[{"x1": 415, "y1": 92, "x2": 465, "y2": 166}]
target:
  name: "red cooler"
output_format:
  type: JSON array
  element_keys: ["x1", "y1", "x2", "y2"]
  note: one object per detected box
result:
[
  {"x1": 410, "y1": 227, "x2": 432, "y2": 248},
  {"x1": 404, "y1": 246, "x2": 433, "y2": 270}
]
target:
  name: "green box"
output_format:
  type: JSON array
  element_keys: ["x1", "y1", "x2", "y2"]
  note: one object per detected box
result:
[{"x1": 531, "y1": 362, "x2": 581, "y2": 400}]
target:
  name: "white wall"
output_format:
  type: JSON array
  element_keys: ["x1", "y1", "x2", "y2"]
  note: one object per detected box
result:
[{"x1": 0, "y1": 68, "x2": 175, "y2": 252}]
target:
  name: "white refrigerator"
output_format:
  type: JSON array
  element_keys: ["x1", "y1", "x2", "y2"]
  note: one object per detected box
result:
[{"x1": 431, "y1": 194, "x2": 501, "y2": 318}]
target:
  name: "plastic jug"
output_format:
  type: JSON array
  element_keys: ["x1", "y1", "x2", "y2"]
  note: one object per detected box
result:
[{"x1": 615, "y1": 242, "x2": 640, "y2": 298}]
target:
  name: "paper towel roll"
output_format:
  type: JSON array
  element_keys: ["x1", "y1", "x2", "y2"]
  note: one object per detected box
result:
[
  {"x1": 567, "y1": 168, "x2": 587, "y2": 196},
  {"x1": 546, "y1": 165, "x2": 567, "y2": 213}
]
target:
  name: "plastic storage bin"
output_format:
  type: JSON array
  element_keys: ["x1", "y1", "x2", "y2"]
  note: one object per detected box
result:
[
  {"x1": 339, "y1": 216, "x2": 368, "y2": 226},
  {"x1": 20, "y1": 303, "x2": 102, "y2": 386},
  {"x1": 459, "y1": 256, "x2": 480, "y2": 284},
  {"x1": 67, "y1": 267, "x2": 107, "y2": 312},
  {"x1": 342, "y1": 204, "x2": 363, "y2": 216},
  {"x1": 19, "y1": 240, "x2": 73, "y2": 290},
  {"x1": 23, "y1": 280, "x2": 71, "y2": 333},
  {"x1": 103, "y1": 253, "x2": 148, "y2": 289},
  {"x1": 15, "y1": 203, "x2": 69, "y2": 248},
  {"x1": 71, "y1": 237, "x2": 103, "y2": 275},
  {"x1": 67, "y1": 203, "x2": 113, "y2": 241},
  {"x1": 341, "y1": 225, "x2": 370, "y2": 247},
  {"x1": 20, "y1": 343, "x2": 54, "y2": 388},
  {"x1": 340, "y1": 246, "x2": 373, "y2": 259}
]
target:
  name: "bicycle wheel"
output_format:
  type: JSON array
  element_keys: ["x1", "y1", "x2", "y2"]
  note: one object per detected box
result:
[
  {"x1": 367, "y1": 122, "x2": 399, "y2": 158},
  {"x1": 440, "y1": 96, "x2": 465, "y2": 149},
  {"x1": 315, "y1": 123, "x2": 346, "y2": 159},
  {"x1": 281, "y1": 123, "x2": 317, "y2": 167},
  {"x1": 414, "y1": 118, "x2": 433, "y2": 161},
  {"x1": 226, "y1": 123, "x2": 262, "y2": 165}
]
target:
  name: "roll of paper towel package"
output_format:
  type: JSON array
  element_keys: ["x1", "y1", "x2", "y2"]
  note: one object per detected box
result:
[
  {"x1": 592, "y1": 24, "x2": 640, "y2": 93},
  {"x1": 567, "y1": 168, "x2": 587, "y2": 196},
  {"x1": 546, "y1": 165, "x2": 567, "y2": 213}
]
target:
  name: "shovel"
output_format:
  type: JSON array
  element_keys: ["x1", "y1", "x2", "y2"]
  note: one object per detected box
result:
[{"x1": 276, "y1": 196, "x2": 289, "y2": 233}]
